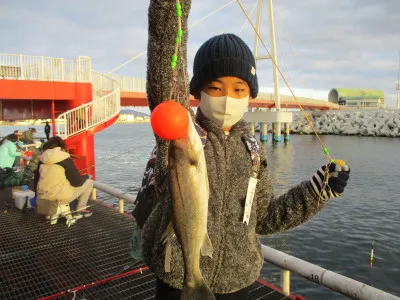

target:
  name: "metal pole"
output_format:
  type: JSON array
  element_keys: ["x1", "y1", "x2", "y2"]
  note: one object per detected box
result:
[
  {"x1": 268, "y1": 0, "x2": 281, "y2": 142},
  {"x1": 262, "y1": 245, "x2": 400, "y2": 300},
  {"x1": 396, "y1": 51, "x2": 400, "y2": 109},
  {"x1": 252, "y1": 0, "x2": 263, "y2": 139},
  {"x1": 93, "y1": 181, "x2": 136, "y2": 204},
  {"x1": 51, "y1": 100, "x2": 56, "y2": 137},
  {"x1": 253, "y1": 0, "x2": 263, "y2": 59}
]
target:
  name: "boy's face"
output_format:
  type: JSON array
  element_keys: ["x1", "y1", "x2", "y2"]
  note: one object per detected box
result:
[{"x1": 200, "y1": 76, "x2": 252, "y2": 100}]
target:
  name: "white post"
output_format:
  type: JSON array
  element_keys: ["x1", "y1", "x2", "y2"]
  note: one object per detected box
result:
[
  {"x1": 119, "y1": 199, "x2": 124, "y2": 214},
  {"x1": 61, "y1": 58, "x2": 64, "y2": 81},
  {"x1": 396, "y1": 51, "x2": 400, "y2": 109},
  {"x1": 88, "y1": 57, "x2": 92, "y2": 82},
  {"x1": 280, "y1": 269, "x2": 290, "y2": 296},
  {"x1": 268, "y1": 0, "x2": 282, "y2": 142},
  {"x1": 76, "y1": 58, "x2": 81, "y2": 82},
  {"x1": 261, "y1": 122, "x2": 268, "y2": 142},
  {"x1": 19, "y1": 54, "x2": 24, "y2": 80},
  {"x1": 252, "y1": 0, "x2": 263, "y2": 139},
  {"x1": 91, "y1": 188, "x2": 97, "y2": 200},
  {"x1": 250, "y1": 122, "x2": 255, "y2": 136},
  {"x1": 284, "y1": 122, "x2": 290, "y2": 140},
  {"x1": 253, "y1": 0, "x2": 263, "y2": 59},
  {"x1": 86, "y1": 106, "x2": 89, "y2": 130},
  {"x1": 40, "y1": 56, "x2": 45, "y2": 81}
]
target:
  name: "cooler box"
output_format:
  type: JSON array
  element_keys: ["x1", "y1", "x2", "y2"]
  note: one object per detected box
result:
[{"x1": 13, "y1": 190, "x2": 35, "y2": 210}]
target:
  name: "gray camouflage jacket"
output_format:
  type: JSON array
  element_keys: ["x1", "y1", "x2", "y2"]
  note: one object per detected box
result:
[{"x1": 140, "y1": 110, "x2": 324, "y2": 294}]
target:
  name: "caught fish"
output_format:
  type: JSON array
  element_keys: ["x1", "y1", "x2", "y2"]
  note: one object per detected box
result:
[{"x1": 166, "y1": 112, "x2": 215, "y2": 300}]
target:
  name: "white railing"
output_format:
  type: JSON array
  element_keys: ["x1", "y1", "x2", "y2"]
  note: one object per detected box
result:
[
  {"x1": 93, "y1": 180, "x2": 400, "y2": 300},
  {"x1": 56, "y1": 70, "x2": 120, "y2": 139},
  {"x1": 107, "y1": 74, "x2": 146, "y2": 92},
  {"x1": 106, "y1": 75, "x2": 339, "y2": 108},
  {"x1": 0, "y1": 53, "x2": 91, "y2": 82}
]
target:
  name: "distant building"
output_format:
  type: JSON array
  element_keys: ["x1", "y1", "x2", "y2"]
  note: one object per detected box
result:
[{"x1": 328, "y1": 88, "x2": 386, "y2": 109}]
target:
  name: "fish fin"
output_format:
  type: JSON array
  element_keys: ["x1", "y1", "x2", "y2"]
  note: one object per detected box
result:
[
  {"x1": 182, "y1": 278, "x2": 215, "y2": 300},
  {"x1": 200, "y1": 232, "x2": 213, "y2": 258},
  {"x1": 161, "y1": 222, "x2": 175, "y2": 245}
]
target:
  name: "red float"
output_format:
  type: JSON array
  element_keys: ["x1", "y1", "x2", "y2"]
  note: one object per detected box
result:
[{"x1": 150, "y1": 100, "x2": 189, "y2": 140}]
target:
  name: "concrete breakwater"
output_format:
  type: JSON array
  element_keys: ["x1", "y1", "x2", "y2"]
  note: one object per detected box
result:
[{"x1": 291, "y1": 110, "x2": 400, "y2": 137}]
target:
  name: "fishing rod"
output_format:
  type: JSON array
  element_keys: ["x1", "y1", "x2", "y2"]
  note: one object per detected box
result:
[
  {"x1": 36, "y1": 266, "x2": 149, "y2": 300},
  {"x1": 236, "y1": 0, "x2": 335, "y2": 162}
]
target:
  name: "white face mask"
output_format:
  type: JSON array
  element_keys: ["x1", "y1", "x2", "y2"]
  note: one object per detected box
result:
[{"x1": 199, "y1": 91, "x2": 249, "y2": 129}]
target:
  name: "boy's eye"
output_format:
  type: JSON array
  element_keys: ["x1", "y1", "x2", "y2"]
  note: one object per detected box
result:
[
  {"x1": 235, "y1": 88, "x2": 245, "y2": 92},
  {"x1": 208, "y1": 86, "x2": 221, "y2": 91}
]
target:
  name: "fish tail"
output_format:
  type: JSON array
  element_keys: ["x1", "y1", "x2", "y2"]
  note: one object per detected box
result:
[{"x1": 181, "y1": 279, "x2": 215, "y2": 300}]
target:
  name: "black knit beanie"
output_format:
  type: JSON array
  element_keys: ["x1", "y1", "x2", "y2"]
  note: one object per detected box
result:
[{"x1": 190, "y1": 33, "x2": 258, "y2": 98}]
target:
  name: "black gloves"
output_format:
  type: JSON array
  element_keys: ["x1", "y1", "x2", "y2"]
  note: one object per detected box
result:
[{"x1": 311, "y1": 162, "x2": 350, "y2": 201}]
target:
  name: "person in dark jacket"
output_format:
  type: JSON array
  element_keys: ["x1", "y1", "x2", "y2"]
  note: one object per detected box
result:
[
  {"x1": 44, "y1": 122, "x2": 51, "y2": 140},
  {"x1": 35, "y1": 136, "x2": 93, "y2": 220},
  {"x1": 137, "y1": 34, "x2": 350, "y2": 299}
]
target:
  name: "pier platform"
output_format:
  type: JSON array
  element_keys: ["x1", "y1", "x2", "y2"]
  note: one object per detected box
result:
[{"x1": 0, "y1": 195, "x2": 295, "y2": 300}]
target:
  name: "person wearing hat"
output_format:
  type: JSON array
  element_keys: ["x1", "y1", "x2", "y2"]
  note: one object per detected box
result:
[{"x1": 137, "y1": 34, "x2": 351, "y2": 299}]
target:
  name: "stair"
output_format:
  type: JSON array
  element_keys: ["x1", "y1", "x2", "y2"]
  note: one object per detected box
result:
[
  {"x1": 0, "y1": 53, "x2": 120, "y2": 140},
  {"x1": 56, "y1": 64, "x2": 121, "y2": 139}
]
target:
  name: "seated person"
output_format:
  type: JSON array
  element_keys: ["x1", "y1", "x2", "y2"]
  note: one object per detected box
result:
[
  {"x1": 35, "y1": 136, "x2": 93, "y2": 219},
  {"x1": 0, "y1": 134, "x2": 30, "y2": 168}
]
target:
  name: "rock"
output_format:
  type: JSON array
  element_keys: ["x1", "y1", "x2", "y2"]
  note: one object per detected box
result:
[{"x1": 287, "y1": 110, "x2": 400, "y2": 137}]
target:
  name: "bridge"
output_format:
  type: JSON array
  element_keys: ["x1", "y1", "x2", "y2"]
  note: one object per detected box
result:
[
  {"x1": 0, "y1": 53, "x2": 339, "y2": 129},
  {"x1": 110, "y1": 75, "x2": 339, "y2": 110}
]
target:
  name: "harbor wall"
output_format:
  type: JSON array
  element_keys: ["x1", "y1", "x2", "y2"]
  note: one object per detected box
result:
[{"x1": 291, "y1": 110, "x2": 400, "y2": 137}]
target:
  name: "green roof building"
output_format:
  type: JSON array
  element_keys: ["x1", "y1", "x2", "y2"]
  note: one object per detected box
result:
[{"x1": 328, "y1": 88, "x2": 385, "y2": 109}]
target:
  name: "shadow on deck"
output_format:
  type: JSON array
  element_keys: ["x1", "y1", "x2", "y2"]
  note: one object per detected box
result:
[{"x1": 0, "y1": 196, "x2": 295, "y2": 300}]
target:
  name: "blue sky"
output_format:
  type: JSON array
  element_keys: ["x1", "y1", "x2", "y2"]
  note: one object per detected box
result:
[{"x1": 1, "y1": 0, "x2": 399, "y2": 108}]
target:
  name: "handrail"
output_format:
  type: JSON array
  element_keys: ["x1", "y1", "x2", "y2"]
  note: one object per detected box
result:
[
  {"x1": 0, "y1": 53, "x2": 91, "y2": 82},
  {"x1": 56, "y1": 70, "x2": 120, "y2": 139},
  {"x1": 261, "y1": 245, "x2": 399, "y2": 300},
  {"x1": 107, "y1": 74, "x2": 340, "y2": 109},
  {"x1": 93, "y1": 180, "x2": 400, "y2": 300}
]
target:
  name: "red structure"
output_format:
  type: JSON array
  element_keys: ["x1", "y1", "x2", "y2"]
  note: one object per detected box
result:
[
  {"x1": 0, "y1": 76, "x2": 118, "y2": 180},
  {"x1": 0, "y1": 52, "x2": 338, "y2": 181},
  {"x1": 120, "y1": 91, "x2": 340, "y2": 110}
]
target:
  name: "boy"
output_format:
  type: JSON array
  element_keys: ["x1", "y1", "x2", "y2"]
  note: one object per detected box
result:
[{"x1": 137, "y1": 33, "x2": 350, "y2": 299}]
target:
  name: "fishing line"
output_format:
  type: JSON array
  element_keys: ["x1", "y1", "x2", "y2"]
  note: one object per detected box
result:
[
  {"x1": 236, "y1": 0, "x2": 334, "y2": 162},
  {"x1": 107, "y1": 0, "x2": 236, "y2": 74}
]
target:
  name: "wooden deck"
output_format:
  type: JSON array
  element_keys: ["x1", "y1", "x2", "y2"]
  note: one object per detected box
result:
[{"x1": 0, "y1": 188, "x2": 298, "y2": 300}]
